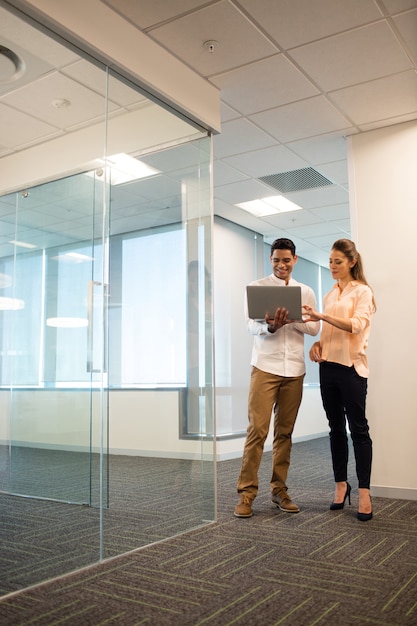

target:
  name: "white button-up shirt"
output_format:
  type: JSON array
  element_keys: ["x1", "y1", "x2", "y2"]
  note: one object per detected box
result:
[{"x1": 245, "y1": 275, "x2": 320, "y2": 377}]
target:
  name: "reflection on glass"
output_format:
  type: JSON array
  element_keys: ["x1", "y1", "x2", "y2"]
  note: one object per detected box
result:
[{"x1": 0, "y1": 4, "x2": 214, "y2": 598}]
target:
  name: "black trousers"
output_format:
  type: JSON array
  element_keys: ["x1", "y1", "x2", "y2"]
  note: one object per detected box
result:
[{"x1": 319, "y1": 361, "x2": 372, "y2": 489}]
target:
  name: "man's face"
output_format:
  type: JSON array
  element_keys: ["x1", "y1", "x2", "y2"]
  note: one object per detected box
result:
[{"x1": 270, "y1": 249, "x2": 297, "y2": 284}]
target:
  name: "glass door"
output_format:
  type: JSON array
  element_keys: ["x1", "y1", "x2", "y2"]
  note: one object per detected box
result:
[
  {"x1": 0, "y1": 3, "x2": 215, "y2": 596},
  {"x1": 2, "y1": 171, "x2": 109, "y2": 506}
]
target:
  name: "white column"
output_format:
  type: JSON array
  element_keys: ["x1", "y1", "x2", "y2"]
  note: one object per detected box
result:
[{"x1": 348, "y1": 120, "x2": 417, "y2": 499}]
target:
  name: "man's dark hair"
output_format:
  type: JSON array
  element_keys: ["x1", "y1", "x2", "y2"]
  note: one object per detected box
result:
[{"x1": 270, "y1": 238, "x2": 296, "y2": 257}]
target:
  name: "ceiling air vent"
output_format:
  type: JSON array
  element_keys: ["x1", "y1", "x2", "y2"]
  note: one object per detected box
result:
[
  {"x1": 259, "y1": 167, "x2": 332, "y2": 193},
  {"x1": 0, "y1": 45, "x2": 25, "y2": 83}
]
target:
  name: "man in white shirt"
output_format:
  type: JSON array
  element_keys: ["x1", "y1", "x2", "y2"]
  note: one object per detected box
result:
[{"x1": 234, "y1": 238, "x2": 320, "y2": 518}]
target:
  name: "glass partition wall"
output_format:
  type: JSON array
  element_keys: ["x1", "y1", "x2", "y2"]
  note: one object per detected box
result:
[{"x1": 0, "y1": 6, "x2": 215, "y2": 596}]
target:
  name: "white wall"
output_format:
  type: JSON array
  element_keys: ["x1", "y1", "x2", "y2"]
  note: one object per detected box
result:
[
  {"x1": 0, "y1": 390, "x2": 206, "y2": 460},
  {"x1": 213, "y1": 216, "x2": 328, "y2": 459},
  {"x1": 216, "y1": 386, "x2": 328, "y2": 460},
  {"x1": 0, "y1": 386, "x2": 327, "y2": 461},
  {"x1": 349, "y1": 120, "x2": 417, "y2": 500}
]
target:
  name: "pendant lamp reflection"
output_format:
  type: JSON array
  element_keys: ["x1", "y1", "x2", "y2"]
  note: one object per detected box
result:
[
  {"x1": 0, "y1": 297, "x2": 24, "y2": 310},
  {"x1": 46, "y1": 317, "x2": 88, "y2": 328}
]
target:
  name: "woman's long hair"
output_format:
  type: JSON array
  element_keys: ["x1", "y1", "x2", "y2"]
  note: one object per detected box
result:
[{"x1": 332, "y1": 239, "x2": 376, "y2": 312}]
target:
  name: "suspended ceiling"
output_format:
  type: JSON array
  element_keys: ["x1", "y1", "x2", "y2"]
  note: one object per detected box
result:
[{"x1": 1, "y1": 0, "x2": 416, "y2": 265}]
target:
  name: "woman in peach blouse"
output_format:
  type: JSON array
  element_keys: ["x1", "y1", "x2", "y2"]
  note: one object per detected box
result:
[{"x1": 303, "y1": 239, "x2": 376, "y2": 522}]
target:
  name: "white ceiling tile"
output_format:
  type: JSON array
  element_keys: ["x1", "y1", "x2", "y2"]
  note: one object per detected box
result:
[
  {"x1": 110, "y1": 211, "x2": 179, "y2": 235},
  {"x1": 2, "y1": 72, "x2": 120, "y2": 128},
  {"x1": 62, "y1": 60, "x2": 147, "y2": 107},
  {"x1": 289, "y1": 240, "x2": 329, "y2": 266},
  {"x1": 249, "y1": 96, "x2": 353, "y2": 143},
  {"x1": 17, "y1": 210, "x2": 64, "y2": 228},
  {"x1": 237, "y1": 0, "x2": 383, "y2": 49},
  {"x1": 148, "y1": 0, "x2": 277, "y2": 76},
  {"x1": 213, "y1": 161, "x2": 249, "y2": 186},
  {"x1": 306, "y1": 232, "x2": 343, "y2": 249},
  {"x1": 0, "y1": 35, "x2": 54, "y2": 97},
  {"x1": 121, "y1": 174, "x2": 181, "y2": 201},
  {"x1": 334, "y1": 219, "x2": 351, "y2": 233},
  {"x1": 214, "y1": 178, "x2": 276, "y2": 204},
  {"x1": 0, "y1": 220, "x2": 17, "y2": 236},
  {"x1": 220, "y1": 102, "x2": 241, "y2": 122},
  {"x1": 310, "y1": 203, "x2": 350, "y2": 221},
  {"x1": 289, "y1": 22, "x2": 413, "y2": 91},
  {"x1": 0, "y1": 146, "x2": 13, "y2": 157},
  {"x1": 223, "y1": 145, "x2": 308, "y2": 178},
  {"x1": 286, "y1": 220, "x2": 343, "y2": 238},
  {"x1": 141, "y1": 142, "x2": 202, "y2": 172},
  {"x1": 315, "y1": 160, "x2": 349, "y2": 186},
  {"x1": 0, "y1": 205, "x2": 15, "y2": 220},
  {"x1": 262, "y1": 208, "x2": 322, "y2": 230},
  {"x1": 285, "y1": 185, "x2": 349, "y2": 208},
  {"x1": 287, "y1": 134, "x2": 348, "y2": 164},
  {"x1": 0, "y1": 103, "x2": 60, "y2": 148},
  {"x1": 214, "y1": 199, "x2": 270, "y2": 234},
  {"x1": 393, "y1": 8, "x2": 417, "y2": 64},
  {"x1": 211, "y1": 55, "x2": 318, "y2": 114},
  {"x1": 330, "y1": 71, "x2": 417, "y2": 125},
  {"x1": 0, "y1": 7, "x2": 79, "y2": 68},
  {"x1": 103, "y1": 0, "x2": 209, "y2": 29},
  {"x1": 213, "y1": 118, "x2": 276, "y2": 158},
  {"x1": 382, "y1": 0, "x2": 417, "y2": 14}
]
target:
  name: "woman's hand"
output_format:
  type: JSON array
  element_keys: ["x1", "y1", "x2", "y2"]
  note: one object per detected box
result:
[
  {"x1": 302, "y1": 304, "x2": 322, "y2": 322},
  {"x1": 309, "y1": 341, "x2": 323, "y2": 362}
]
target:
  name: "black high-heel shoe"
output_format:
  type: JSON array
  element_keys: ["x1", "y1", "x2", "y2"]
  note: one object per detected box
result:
[
  {"x1": 330, "y1": 482, "x2": 351, "y2": 510},
  {"x1": 357, "y1": 495, "x2": 373, "y2": 522}
]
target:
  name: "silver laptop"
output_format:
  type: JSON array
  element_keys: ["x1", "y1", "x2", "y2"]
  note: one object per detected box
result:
[{"x1": 246, "y1": 285, "x2": 303, "y2": 321}]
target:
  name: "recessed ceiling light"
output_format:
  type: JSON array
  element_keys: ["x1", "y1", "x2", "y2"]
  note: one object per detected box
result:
[
  {"x1": 9, "y1": 240, "x2": 37, "y2": 249},
  {"x1": 236, "y1": 196, "x2": 303, "y2": 217},
  {"x1": 64, "y1": 252, "x2": 94, "y2": 262},
  {"x1": 86, "y1": 153, "x2": 160, "y2": 185}
]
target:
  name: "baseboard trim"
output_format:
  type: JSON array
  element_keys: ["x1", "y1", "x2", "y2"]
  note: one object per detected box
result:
[{"x1": 370, "y1": 485, "x2": 417, "y2": 501}]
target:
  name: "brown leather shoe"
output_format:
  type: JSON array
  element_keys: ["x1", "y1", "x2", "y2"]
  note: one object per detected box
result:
[
  {"x1": 271, "y1": 492, "x2": 300, "y2": 513},
  {"x1": 234, "y1": 494, "x2": 253, "y2": 518}
]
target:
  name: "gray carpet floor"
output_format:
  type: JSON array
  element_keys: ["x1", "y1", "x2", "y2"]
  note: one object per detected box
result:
[
  {"x1": 0, "y1": 448, "x2": 214, "y2": 595},
  {"x1": 1, "y1": 437, "x2": 417, "y2": 625}
]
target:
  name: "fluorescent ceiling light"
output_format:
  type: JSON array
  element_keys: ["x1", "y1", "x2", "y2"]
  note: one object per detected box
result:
[
  {"x1": 88, "y1": 153, "x2": 160, "y2": 185},
  {"x1": 51, "y1": 252, "x2": 94, "y2": 263},
  {"x1": 236, "y1": 196, "x2": 302, "y2": 217},
  {"x1": 46, "y1": 317, "x2": 88, "y2": 328},
  {"x1": 65, "y1": 252, "x2": 94, "y2": 262},
  {"x1": 9, "y1": 240, "x2": 37, "y2": 249}
]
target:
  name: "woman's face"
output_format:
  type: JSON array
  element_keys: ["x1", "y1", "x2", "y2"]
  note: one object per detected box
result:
[{"x1": 329, "y1": 249, "x2": 355, "y2": 282}]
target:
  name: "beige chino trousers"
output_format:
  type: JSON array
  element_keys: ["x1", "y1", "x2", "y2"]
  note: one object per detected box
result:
[{"x1": 237, "y1": 366, "x2": 304, "y2": 499}]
